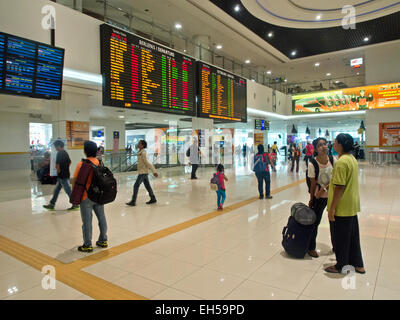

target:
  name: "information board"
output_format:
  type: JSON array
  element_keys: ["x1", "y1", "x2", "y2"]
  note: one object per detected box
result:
[
  {"x1": 255, "y1": 119, "x2": 269, "y2": 131},
  {"x1": 0, "y1": 32, "x2": 64, "y2": 99},
  {"x1": 198, "y1": 62, "x2": 247, "y2": 122},
  {"x1": 100, "y1": 24, "x2": 196, "y2": 116}
]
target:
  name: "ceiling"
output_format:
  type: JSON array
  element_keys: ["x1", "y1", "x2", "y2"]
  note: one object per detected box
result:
[{"x1": 210, "y1": 0, "x2": 400, "y2": 59}]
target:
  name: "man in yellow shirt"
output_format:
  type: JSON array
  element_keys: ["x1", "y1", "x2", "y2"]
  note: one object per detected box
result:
[{"x1": 325, "y1": 134, "x2": 365, "y2": 274}]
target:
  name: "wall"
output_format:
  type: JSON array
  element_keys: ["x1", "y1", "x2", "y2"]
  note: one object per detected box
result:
[
  {"x1": 365, "y1": 41, "x2": 400, "y2": 85},
  {"x1": 247, "y1": 81, "x2": 273, "y2": 112},
  {"x1": 365, "y1": 108, "x2": 400, "y2": 147}
]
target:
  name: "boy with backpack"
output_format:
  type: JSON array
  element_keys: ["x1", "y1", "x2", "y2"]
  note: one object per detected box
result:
[
  {"x1": 210, "y1": 164, "x2": 228, "y2": 210},
  {"x1": 71, "y1": 141, "x2": 115, "y2": 253},
  {"x1": 253, "y1": 144, "x2": 275, "y2": 200},
  {"x1": 306, "y1": 137, "x2": 335, "y2": 258}
]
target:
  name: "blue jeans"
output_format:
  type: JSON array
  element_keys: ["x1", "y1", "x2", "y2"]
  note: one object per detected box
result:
[
  {"x1": 216, "y1": 189, "x2": 226, "y2": 207},
  {"x1": 131, "y1": 174, "x2": 155, "y2": 203},
  {"x1": 50, "y1": 178, "x2": 72, "y2": 205},
  {"x1": 255, "y1": 171, "x2": 271, "y2": 197},
  {"x1": 80, "y1": 198, "x2": 108, "y2": 247}
]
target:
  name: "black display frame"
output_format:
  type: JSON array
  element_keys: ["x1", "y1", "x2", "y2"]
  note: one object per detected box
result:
[
  {"x1": 100, "y1": 24, "x2": 197, "y2": 117},
  {"x1": 197, "y1": 61, "x2": 247, "y2": 123},
  {"x1": 0, "y1": 31, "x2": 65, "y2": 100}
]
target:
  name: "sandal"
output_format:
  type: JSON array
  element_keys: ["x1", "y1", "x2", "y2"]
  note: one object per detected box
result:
[
  {"x1": 308, "y1": 250, "x2": 319, "y2": 258},
  {"x1": 355, "y1": 267, "x2": 366, "y2": 274},
  {"x1": 324, "y1": 266, "x2": 340, "y2": 273}
]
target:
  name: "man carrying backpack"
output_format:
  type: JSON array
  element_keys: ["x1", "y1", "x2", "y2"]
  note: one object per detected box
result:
[
  {"x1": 71, "y1": 141, "x2": 110, "y2": 253},
  {"x1": 306, "y1": 137, "x2": 335, "y2": 258},
  {"x1": 253, "y1": 144, "x2": 275, "y2": 200}
]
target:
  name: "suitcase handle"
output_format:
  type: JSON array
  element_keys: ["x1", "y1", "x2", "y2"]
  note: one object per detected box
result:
[{"x1": 282, "y1": 226, "x2": 287, "y2": 236}]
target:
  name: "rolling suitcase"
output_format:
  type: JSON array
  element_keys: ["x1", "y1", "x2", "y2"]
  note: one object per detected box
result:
[{"x1": 282, "y1": 203, "x2": 316, "y2": 259}]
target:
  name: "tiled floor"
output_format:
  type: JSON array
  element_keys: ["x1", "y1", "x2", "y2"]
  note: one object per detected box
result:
[{"x1": 1, "y1": 161, "x2": 400, "y2": 300}]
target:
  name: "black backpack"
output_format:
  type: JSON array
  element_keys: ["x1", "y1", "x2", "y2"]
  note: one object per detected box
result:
[
  {"x1": 305, "y1": 156, "x2": 334, "y2": 193},
  {"x1": 84, "y1": 159, "x2": 117, "y2": 205}
]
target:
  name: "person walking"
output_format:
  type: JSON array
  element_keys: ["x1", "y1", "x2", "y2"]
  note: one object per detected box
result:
[
  {"x1": 307, "y1": 138, "x2": 335, "y2": 258},
  {"x1": 325, "y1": 133, "x2": 365, "y2": 274},
  {"x1": 270, "y1": 141, "x2": 280, "y2": 172},
  {"x1": 290, "y1": 143, "x2": 301, "y2": 173},
  {"x1": 253, "y1": 144, "x2": 275, "y2": 200},
  {"x1": 126, "y1": 140, "x2": 158, "y2": 206},
  {"x1": 43, "y1": 140, "x2": 78, "y2": 211},
  {"x1": 72, "y1": 141, "x2": 108, "y2": 252},
  {"x1": 215, "y1": 164, "x2": 228, "y2": 210},
  {"x1": 304, "y1": 140, "x2": 314, "y2": 166}
]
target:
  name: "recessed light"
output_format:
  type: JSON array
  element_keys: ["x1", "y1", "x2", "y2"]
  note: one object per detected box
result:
[
  {"x1": 268, "y1": 32, "x2": 273, "y2": 38},
  {"x1": 335, "y1": 81, "x2": 340, "y2": 83},
  {"x1": 245, "y1": 59, "x2": 251, "y2": 64},
  {"x1": 316, "y1": 15, "x2": 322, "y2": 20},
  {"x1": 357, "y1": 72, "x2": 360, "y2": 75},
  {"x1": 326, "y1": 73, "x2": 331, "y2": 76},
  {"x1": 183, "y1": 49, "x2": 187, "y2": 52},
  {"x1": 284, "y1": 79, "x2": 287, "y2": 82},
  {"x1": 314, "y1": 62, "x2": 320, "y2": 67},
  {"x1": 234, "y1": 4, "x2": 240, "y2": 12},
  {"x1": 216, "y1": 44, "x2": 222, "y2": 49},
  {"x1": 291, "y1": 50, "x2": 297, "y2": 56},
  {"x1": 119, "y1": 115, "x2": 125, "y2": 119},
  {"x1": 267, "y1": 70, "x2": 272, "y2": 74},
  {"x1": 364, "y1": 37, "x2": 369, "y2": 42},
  {"x1": 175, "y1": 23, "x2": 182, "y2": 29}
]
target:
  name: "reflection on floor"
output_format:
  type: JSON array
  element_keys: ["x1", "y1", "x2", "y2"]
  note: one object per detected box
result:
[{"x1": 1, "y1": 161, "x2": 400, "y2": 300}]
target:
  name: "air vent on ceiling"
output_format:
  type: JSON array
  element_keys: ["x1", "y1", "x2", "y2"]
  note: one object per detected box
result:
[{"x1": 29, "y1": 113, "x2": 43, "y2": 119}]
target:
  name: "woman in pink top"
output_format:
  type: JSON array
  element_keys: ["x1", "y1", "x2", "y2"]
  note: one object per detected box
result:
[{"x1": 215, "y1": 164, "x2": 228, "y2": 210}]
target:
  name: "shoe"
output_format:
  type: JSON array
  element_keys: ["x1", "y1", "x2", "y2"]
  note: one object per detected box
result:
[
  {"x1": 67, "y1": 205, "x2": 79, "y2": 211},
  {"x1": 78, "y1": 244, "x2": 93, "y2": 253},
  {"x1": 218, "y1": 204, "x2": 223, "y2": 210},
  {"x1": 259, "y1": 195, "x2": 264, "y2": 200},
  {"x1": 191, "y1": 177, "x2": 198, "y2": 180},
  {"x1": 126, "y1": 201, "x2": 136, "y2": 206},
  {"x1": 146, "y1": 198, "x2": 157, "y2": 205},
  {"x1": 355, "y1": 267, "x2": 366, "y2": 274},
  {"x1": 96, "y1": 241, "x2": 108, "y2": 248},
  {"x1": 308, "y1": 250, "x2": 319, "y2": 258},
  {"x1": 43, "y1": 204, "x2": 55, "y2": 210},
  {"x1": 265, "y1": 195, "x2": 273, "y2": 199}
]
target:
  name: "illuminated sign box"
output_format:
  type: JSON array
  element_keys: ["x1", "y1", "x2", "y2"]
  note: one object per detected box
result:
[
  {"x1": 292, "y1": 82, "x2": 400, "y2": 114},
  {"x1": 351, "y1": 58, "x2": 363, "y2": 68}
]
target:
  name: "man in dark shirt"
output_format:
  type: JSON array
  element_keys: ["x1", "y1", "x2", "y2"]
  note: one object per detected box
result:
[{"x1": 43, "y1": 140, "x2": 78, "y2": 210}]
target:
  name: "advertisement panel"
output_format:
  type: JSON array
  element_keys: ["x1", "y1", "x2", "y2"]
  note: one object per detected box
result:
[
  {"x1": 379, "y1": 122, "x2": 400, "y2": 147},
  {"x1": 66, "y1": 121, "x2": 89, "y2": 149},
  {"x1": 292, "y1": 82, "x2": 400, "y2": 114}
]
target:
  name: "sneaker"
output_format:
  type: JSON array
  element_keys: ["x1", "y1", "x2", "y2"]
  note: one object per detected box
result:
[
  {"x1": 43, "y1": 204, "x2": 55, "y2": 210},
  {"x1": 67, "y1": 205, "x2": 79, "y2": 211},
  {"x1": 96, "y1": 241, "x2": 108, "y2": 248},
  {"x1": 218, "y1": 204, "x2": 223, "y2": 210},
  {"x1": 265, "y1": 195, "x2": 273, "y2": 199},
  {"x1": 78, "y1": 245, "x2": 93, "y2": 253},
  {"x1": 146, "y1": 198, "x2": 157, "y2": 205}
]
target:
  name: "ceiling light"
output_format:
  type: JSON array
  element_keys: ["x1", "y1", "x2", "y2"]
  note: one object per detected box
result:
[
  {"x1": 118, "y1": 115, "x2": 125, "y2": 119},
  {"x1": 183, "y1": 49, "x2": 187, "y2": 52},
  {"x1": 175, "y1": 23, "x2": 182, "y2": 29},
  {"x1": 267, "y1": 70, "x2": 272, "y2": 74},
  {"x1": 234, "y1": 4, "x2": 240, "y2": 12},
  {"x1": 314, "y1": 62, "x2": 320, "y2": 67},
  {"x1": 291, "y1": 50, "x2": 297, "y2": 56},
  {"x1": 335, "y1": 81, "x2": 340, "y2": 83},
  {"x1": 268, "y1": 32, "x2": 273, "y2": 38},
  {"x1": 245, "y1": 59, "x2": 250, "y2": 64},
  {"x1": 216, "y1": 44, "x2": 222, "y2": 49},
  {"x1": 284, "y1": 79, "x2": 287, "y2": 82},
  {"x1": 326, "y1": 73, "x2": 331, "y2": 76},
  {"x1": 357, "y1": 72, "x2": 360, "y2": 75},
  {"x1": 364, "y1": 37, "x2": 369, "y2": 42},
  {"x1": 316, "y1": 15, "x2": 321, "y2": 20}
]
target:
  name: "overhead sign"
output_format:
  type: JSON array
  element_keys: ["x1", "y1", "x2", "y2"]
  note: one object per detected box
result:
[
  {"x1": 350, "y1": 58, "x2": 363, "y2": 68},
  {"x1": 292, "y1": 82, "x2": 400, "y2": 114}
]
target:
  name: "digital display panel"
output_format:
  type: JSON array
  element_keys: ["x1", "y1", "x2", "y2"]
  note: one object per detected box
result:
[
  {"x1": 0, "y1": 32, "x2": 64, "y2": 99},
  {"x1": 198, "y1": 62, "x2": 247, "y2": 122},
  {"x1": 292, "y1": 82, "x2": 400, "y2": 114},
  {"x1": 255, "y1": 119, "x2": 269, "y2": 131},
  {"x1": 100, "y1": 24, "x2": 196, "y2": 116}
]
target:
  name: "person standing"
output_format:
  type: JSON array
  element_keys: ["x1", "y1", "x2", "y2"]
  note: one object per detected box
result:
[
  {"x1": 188, "y1": 137, "x2": 201, "y2": 180},
  {"x1": 215, "y1": 164, "x2": 228, "y2": 210},
  {"x1": 304, "y1": 140, "x2": 314, "y2": 166},
  {"x1": 253, "y1": 144, "x2": 275, "y2": 200},
  {"x1": 290, "y1": 143, "x2": 301, "y2": 173},
  {"x1": 126, "y1": 140, "x2": 158, "y2": 206},
  {"x1": 72, "y1": 141, "x2": 108, "y2": 252},
  {"x1": 43, "y1": 140, "x2": 78, "y2": 211},
  {"x1": 325, "y1": 134, "x2": 365, "y2": 274},
  {"x1": 307, "y1": 138, "x2": 335, "y2": 258}
]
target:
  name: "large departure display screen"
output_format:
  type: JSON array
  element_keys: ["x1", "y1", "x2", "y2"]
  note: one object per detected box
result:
[
  {"x1": 198, "y1": 62, "x2": 247, "y2": 122},
  {"x1": 0, "y1": 32, "x2": 64, "y2": 99},
  {"x1": 100, "y1": 24, "x2": 196, "y2": 116}
]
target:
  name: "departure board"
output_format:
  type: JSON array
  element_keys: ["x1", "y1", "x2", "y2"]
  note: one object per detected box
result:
[
  {"x1": 0, "y1": 32, "x2": 64, "y2": 99},
  {"x1": 198, "y1": 62, "x2": 247, "y2": 122},
  {"x1": 100, "y1": 24, "x2": 196, "y2": 116}
]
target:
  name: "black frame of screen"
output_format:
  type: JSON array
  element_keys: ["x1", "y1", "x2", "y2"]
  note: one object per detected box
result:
[
  {"x1": 100, "y1": 24, "x2": 196, "y2": 117},
  {"x1": 0, "y1": 31, "x2": 65, "y2": 100},
  {"x1": 196, "y1": 61, "x2": 247, "y2": 123}
]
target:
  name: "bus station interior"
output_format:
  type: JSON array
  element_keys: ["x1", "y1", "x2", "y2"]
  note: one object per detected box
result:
[{"x1": 0, "y1": 0, "x2": 400, "y2": 301}]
